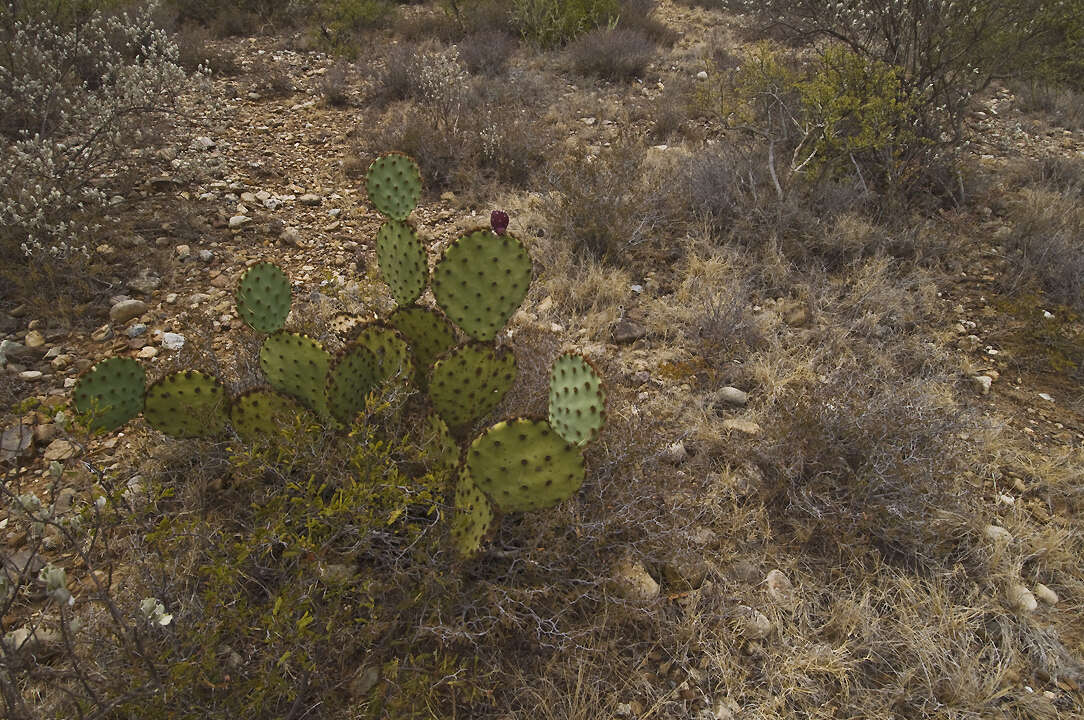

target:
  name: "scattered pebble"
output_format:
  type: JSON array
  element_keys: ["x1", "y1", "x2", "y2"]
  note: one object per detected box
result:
[
  {"x1": 109, "y1": 299, "x2": 147, "y2": 324},
  {"x1": 1033, "y1": 584, "x2": 1058, "y2": 606},
  {"x1": 1007, "y1": 583, "x2": 1038, "y2": 613}
]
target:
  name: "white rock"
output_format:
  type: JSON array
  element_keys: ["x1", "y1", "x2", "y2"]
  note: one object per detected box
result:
[
  {"x1": 161, "y1": 333, "x2": 186, "y2": 351},
  {"x1": 722, "y1": 418, "x2": 761, "y2": 436},
  {"x1": 737, "y1": 605, "x2": 772, "y2": 639},
  {"x1": 18, "y1": 370, "x2": 43, "y2": 382},
  {"x1": 696, "y1": 70, "x2": 709, "y2": 80},
  {"x1": 971, "y1": 375, "x2": 992, "y2": 395},
  {"x1": 1007, "y1": 583, "x2": 1038, "y2": 612},
  {"x1": 663, "y1": 441, "x2": 688, "y2": 464},
  {"x1": 765, "y1": 569, "x2": 795, "y2": 606},
  {"x1": 1038, "y1": 392, "x2": 1054, "y2": 402},
  {"x1": 984, "y1": 524, "x2": 1012, "y2": 543},
  {"x1": 109, "y1": 299, "x2": 148, "y2": 324},
  {"x1": 718, "y1": 386, "x2": 749, "y2": 406},
  {"x1": 299, "y1": 193, "x2": 323, "y2": 206},
  {"x1": 1033, "y1": 583, "x2": 1058, "y2": 606},
  {"x1": 190, "y1": 136, "x2": 215, "y2": 151},
  {"x1": 228, "y1": 215, "x2": 252, "y2": 229},
  {"x1": 137, "y1": 346, "x2": 158, "y2": 359}
]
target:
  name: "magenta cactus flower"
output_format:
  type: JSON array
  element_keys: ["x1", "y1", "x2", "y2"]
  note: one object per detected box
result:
[{"x1": 490, "y1": 210, "x2": 509, "y2": 235}]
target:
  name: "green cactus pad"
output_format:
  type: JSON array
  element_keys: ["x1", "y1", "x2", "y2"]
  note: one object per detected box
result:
[
  {"x1": 329, "y1": 312, "x2": 365, "y2": 340},
  {"x1": 429, "y1": 342, "x2": 517, "y2": 428},
  {"x1": 72, "y1": 357, "x2": 146, "y2": 432},
  {"x1": 467, "y1": 418, "x2": 585, "y2": 513},
  {"x1": 259, "y1": 331, "x2": 332, "y2": 420},
  {"x1": 422, "y1": 411, "x2": 459, "y2": 472},
  {"x1": 229, "y1": 388, "x2": 312, "y2": 444},
  {"x1": 376, "y1": 220, "x2": 427, "y2": 306},
  {"x1": 431, "y1": 228, "x2": 533, "y2": 342},
  {"x1": 387, "y1": 306, "x2": 456, "y2": 388},
  {"x1": 237, "y1": 262, "x2": 291, "y2": 333},
  {"x1": 143, "y1": 371, "x2": 229, "y2": 438},
  {"x1": 326, "y1": 324, "x2": 413, "y2": 424},
  {"x1": 365, "y1": 152, "x2": 422, "y2": 221},
  {"x1": 450, "y1": 466, "x2": 493, "y2": 559},
  {"x1": 548, "y1": 352, "x2": 606, "y2": 446}
]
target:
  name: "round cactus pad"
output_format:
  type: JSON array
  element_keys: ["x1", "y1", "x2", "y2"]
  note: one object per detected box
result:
[
  {"x1": 451, "y1": 467, "x2": 493, "y2": 559},
  {"x1": 376, "y1": 220, "x2": 427, "y2": 306},
  {"x1": 387, "y1": 306, "x2": 456, "y2": 388},
  {"x1": 259, "y1": 331, "x2": 332, "y2": 420},
  {"x1": 548, "y1": 352, "x2": 606, "y2": 446},
  {"x1": 143, "y1": 371, "x2": 228, "y2": 438},
  {"x1": 429, "y1": 343, "x2": 517, "y2": 428},
  {"x1": 73, "y1": 357, "x2": 146, "y2": 432},
  {"x1": 365, "y1": 152, "x2": 422, "y2": 221},
  {"x1": 326, "y1": 324, "x2": 413, "y2": 424},
  {"x1": 230, "y1": 388, "x2": 311, "y2": 444},
  {"x1": 431, "y1": 229, "x2": 532, "y2": 342},
  {"x1": 237, "y1": 262, "x2": 291, "y2": 333},
  {"x1": 329, "y1": 312, "x2": 364, "y2": 340},
  {"x1": 468, "y1": 418, "x2": 585, "y2": 513}
]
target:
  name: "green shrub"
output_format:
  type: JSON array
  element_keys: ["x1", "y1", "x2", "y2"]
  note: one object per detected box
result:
[
  {"x1": 567, "y1": 27, "x2": 655, "y2": 81},
  {"x1": 510, "y1": 0, "x2": 620, "y2": 47}
]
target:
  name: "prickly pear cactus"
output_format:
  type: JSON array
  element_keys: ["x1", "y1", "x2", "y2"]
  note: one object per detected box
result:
[
  {"x1": 326, "y1": 324, "x2": 413, "y2": 424},
  {"x1": 366, "y1": 152, "x2": 422, "y2": 221},
  {"x1": 230, "y1": 388, "x2": 311, "y2": 444},
  {"x1": 431, "y1": 228, "x2": 533, "y2": 342},
  {"x1": 376, "y1": 220, "x2": 428, "y2": 306},
  {"x1": 387, "y1": 305, "x2": 456, "y2": 389},
  {"x1": 72, "y1": 357, "x2": 146, "y2": 432},
  {"x1": 548, "y1": 352, "x2": 606, "y2": 446},
  {"x1": 329, "y1": 312, "x2": 364, "y2": 340},
  {"x1": 259, "y1": 331, "x2": 332, "y2": 420},
  {"x1": 143, "y1": 371, "x2": 229, "y2": 438},
  {"x1": 467, "y1": 418, "x2": 585, "y2": 513},
  {"x1": 450, "y1": 467, "x2": 493, "y2": 559},
  {"x1": 429, "y1": 342, "x2": 517, "y2": 428},
  {"x1": 237, "y1": 262, "x2": 292, "y2": 333}
]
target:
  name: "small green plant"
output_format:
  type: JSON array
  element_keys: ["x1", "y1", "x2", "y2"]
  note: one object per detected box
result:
[
  {"x1": 74, "y1": 151, "x2": 607, "y2": 560},
  {"x1": 509, "y1": 0, "x2": 621, "y2": 47}
]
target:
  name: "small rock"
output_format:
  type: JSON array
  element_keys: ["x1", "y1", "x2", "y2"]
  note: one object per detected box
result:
[
  {"x1": 128, "y1": 270, "x2": 161, "y2": 295},
  {"x1": 1, "y1": 424, "x2": 33, "y2": 460},
  {"x1": 661, "y1": 553, "x2": 709, "y2": 590},
  {"x1": 1038, "y1": 392, "x2": 1054, "y2": 402},
  {"x1": 18, "y1": 370, "x2": 43, "y2": 382},
  {"x1": 1007, "y1": 583, "x2": 1038, "y2": 612},
  {"x1": 781, "y1": 303, "x2": 809, "y2": 327},
  {"x1": 736, "y1": 605, "x2": 772, "y2": 639},
  {"x1": 280, "y1": 226, "x2": 302, "y2": 245},
  {"x1": 717, "y1": 386, "x2": 748, "y2": 407},
  {"x1": 24, "y1": 330, "x2": 46, "y2": 348},
  {"x1": 2, "y1": 548, "x2": 45, "y2": 577},
  {"x1": 959, "y1": 335, "x2": 982, "y2": 352},
  {"x1": 0, "y1": 340, "x2": 33, "y2": 365},
  {"x1": 984, "y1": 524, "x2": 1012, "y2": 543},
  {"x1": 663, "y1": 441, "x2": 688, "y2": 464},
  {"x1": 349, "y1": 665, "x2": 381, "y2": 698},
  {"x1": 161, "y1": 333, "x2": 186, "y2": 351},
  {"x1": 1033, "y1": 584, "x2": 1058, "y2": 606},
  {"x1": 148, "y1": 176, "x2": 179, "y2": 192},
  {"x1": 190, "y1": 136, "x2": 216, "y2": 151},
  {"x1": 3, "y1": 627, "x2": 61, "y2": 657},
  {"x1": 765, "y1": 569, "x2": 795, "y2": 606},
  {"x1": 90, "y1": 325, "x2": 113, "y2": 342},
  {"x1": 54, "y1": 487, "x2": 77, "y2": 515},
  {"x1": 33, "y1": 423, "x2": 58, "y2": 443},
  {"x1": 198, "y1": 249, "x2": 214, "y2": 262},
  {"x1": 43, "y1": 439, "x2": 78, "y2": 461},
  {"x1": 612, "y1": 319, "x2": 646, "y2": 344},
  {"x1": 109, "y1": 299, "x2": 148, "y2": 324},
  {"x1": 127, "y1": 324, "x2": 148, "y2": 338},
  {"x1": 971, "y1": 375, "x2": 992, "y2": 395},
  {"x1": 612, "y1": 558, "x2": 660, "y2": 606},
  {"x1": 228, "y1": 215, "x2": 252, "y2": 229},
  {"x1": 175, "y1": 244, "x2": 192, "y2": 260},
  {"x1": 697, "y1": 70, "x2": 709, "y2": 80},
  {"x1": 137, "y1": 346, "x2": 159, "y2": 359},
  {"x1": 299, "y1": 193, "x2": 323, "y2": 206},
  {"x1": 722, "y1": 418, "x2": 761, "y2": 436}
]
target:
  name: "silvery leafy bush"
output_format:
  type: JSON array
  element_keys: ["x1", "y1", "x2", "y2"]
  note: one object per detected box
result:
[{"x1": 0, "y1": 3, "x2": 186, "y2": 260}]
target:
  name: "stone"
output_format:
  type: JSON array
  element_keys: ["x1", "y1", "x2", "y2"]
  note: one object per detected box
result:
[
  {"x1": 24, "y1": 330, "x2": 45, "y2": 348},
  {"x1": 33, "y1": 424, "x2": 58, "y2": 443},
  {"x1": 190, "y1": 136, "x2": 215, "y2": 151},
  {"x1": 722, "y1": 418, "x2": 761, "y2": 436},
  {"x1": 3, "y1": 548, "x2": 45, "y2": 578},
  {"x1": 959, "y1": 335, "x2": 981, "y2": 352},
  {"x1": 128, "y1": 270, "x2": 161, "y2": 295},
  {"x1": 661, "y1": 553, "x2": 709, "y2": 590},
  {"x1": 765, "y1": 569, "x2": 795, "y2": 606},
  {"x1": 43, "y1": 439, "x2": 78, "y2": 461},
  {"x1": 280, "y1": 226, "x2": 302, "y2": 245},
  {"x1": 18, "y1": 370, "x2": 43, "y2": 382},
  {"x1": 228, "y1": 215, "x2": 252, "y2": 229},
  {"x1": 663, "y1": 441, "x2": 688, "y2": 464},
  {"x1": 199, "y1": 249, "x2": 214, "y2": 262},
  {"x1": 137, "y1": 345, "x2": 159, "y2": 359},
  {"x1": 91, "y1": 325, "x2": 113, "y2": 342},
  {"x1": 299, "y1": 193, "x2": 323, "y2": 206},
  {"x1": 1007, "y1": 583, "x2": 1037, "y2": 612},
  {"x1": 349, "y1": 665, "x2": 381, "y2": 698},
  {"x1": 175, "y1": 244, "x2": 192, "y2": 260},
  {"x1": 0, "y1": 340, "x2": 33, "y2": 365},
  {"x1": 717, "y1": 386, "x2": 748, "y2": 407},
  {"x1": 127, "y1": 324, "x2": 148, "y2": 338},
  {"x1": 148, "y1": 176, "x2": 179, "y2": 192},
  {"x1": 971, "y1": 375, "x2": 992, "y2": 395},
  {"x1": 612, "y1": 558, "x2": 660, "y2": 606},
  {"x1": 697, "y1": 70, "x2": 709, "y2": 80},
  {"x1": 1034, "y1": 583, "x2": 1058, "y2": 606},
  {"x1": 612, "y1": 319, "x2": 646, "y2": 344},
  {"x1": 3, "y1": 627, "x2": 60, "y2": 657},
  {"x1": 737, "y1": 606, "x2": 772, "y2": 639},
  {"x1": 1, "y1": 424, "x2": 33, "y2": 461},
  {"x1": 109, "y1": 299, "x2": 148, "y2": 324},
  {"x1": 161, "y1": 333, "x2": 186, "y2": 351},
  {"x1": 54, "y1": 487, "x2": 77, "y2": 515},
  {"x1": 781, "y1": 303, "x2": 809, "y2": 327}
]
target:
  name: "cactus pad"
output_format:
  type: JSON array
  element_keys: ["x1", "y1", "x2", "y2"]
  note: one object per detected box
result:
[
  {"x1": 72, "y1": 357, "x2": 146, "y2": 432},
  {"x1": 329, "y1": 312, "x2": 364, "y2": 340},
  {"x1": 467, "y1": 418, "x2": 585, "y2": 513},
  {"x1": 450, "y1": 466, "x2": 493, "y2": 559},
  {"x1": 259, "y1": 331, "x2": 332, "y2": 420},
  {"x1": 431, "y1": 229, "x2": 532, "y2": 342},
  {"x1": 387, "y1": 306, "x2": 456, "y2": 388},
  {"x1": 548, "y1": 352, "x2": 606, "y2": 446},
  {"x1": 429, "y1": 342, "x2": 517, "y2": 428},
  {"x1": 365, "y1": 152, "x2": 422, "y2": 221},
  {"x1": 144, "y1": 371, "x2": 228, "y2": 438},
  {"x1": 237, "y1": 262, "x2": 291, "y2": 333},
  {"x1": 376, "y1": 220, "x2": 427, "y2": 306},
  {"x1": 326, "y1": 324, "x2": 413, "y2": 424},
  {"x1": 230, "y1": 388, "x2": 311, "y2": 444}
]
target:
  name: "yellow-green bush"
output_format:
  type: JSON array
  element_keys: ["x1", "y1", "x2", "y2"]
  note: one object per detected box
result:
[{"x1": 510, "y1": 0, "x2": 620, "y2": 47}]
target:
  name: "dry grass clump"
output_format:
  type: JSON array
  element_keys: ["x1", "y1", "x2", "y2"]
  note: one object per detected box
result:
[
  {"x1": 567, "y1": 27, "x2": 656, "y2": 81},
  {"x1": 1013, "y1": 82, "x2": 1084, "y2": 131},
  {"x1": 321, "y1": 61, "x2": 352, "y2": 106},
  {"x1": 458, "y1": 30, "x2": 519, "y2": 75},
  {"x1": 1003, "y1": 185, "x2": 1084, "y2": 313}
]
